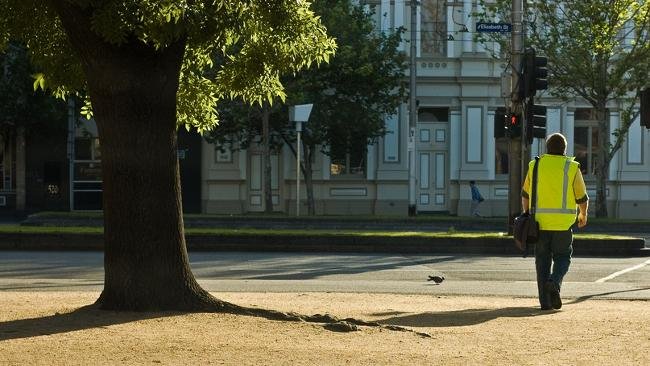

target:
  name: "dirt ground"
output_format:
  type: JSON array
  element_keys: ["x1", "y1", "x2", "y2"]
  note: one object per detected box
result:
[{"x1": 1, "y1": 292, "x2": 648, "y2": 365}]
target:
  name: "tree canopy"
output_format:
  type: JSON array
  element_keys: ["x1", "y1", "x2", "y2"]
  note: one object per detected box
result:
[{"x1": 1, "y1": 0, "x2": 336, "y2": 132}]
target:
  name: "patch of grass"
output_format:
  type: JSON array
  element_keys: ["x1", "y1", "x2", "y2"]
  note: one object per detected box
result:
[
  {"x1": 0, "y1": 224, "x2": 639, "y2": 240},
  {"x1": 29, "y1": 210, "x2": 650, "y2": 226},
  {"x1": 0, "y1": 225, "x2": 103, "y2": 234}
]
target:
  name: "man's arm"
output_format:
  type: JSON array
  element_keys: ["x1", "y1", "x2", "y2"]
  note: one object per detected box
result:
[
  {"x1": 521, "y1": 171, "x2": 530, "y2": 213},
  {"x1": 521, "y1": 197, "x2": 529, "y2": 213},
  {"x1": 577, "y1": 201, "x2": 588, "y2": 228},
  {"x1": 574, "y1": 168, "x2": 589, "y2": 228}
]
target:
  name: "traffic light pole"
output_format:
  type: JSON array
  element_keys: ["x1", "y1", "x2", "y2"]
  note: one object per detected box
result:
[
  {"x1": 407, "y1": 0, "x2": 418, "y2": 216},
  {"x1": 508, "y1": 0, "x2": 525, "y2": 234}
]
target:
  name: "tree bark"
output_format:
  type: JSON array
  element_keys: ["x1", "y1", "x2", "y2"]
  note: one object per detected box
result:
[
  {"x1": 303, "y1": 143, "x2": 316, "y2": 215},
  {"x1": 595, "y1": 104, "x2": 609, "y2": 218},
  {"x1": 91, "y1": 41, "x2": 215, "y2": 310},
  {"x1": 50, "y1": 1, "x2": 216, "y2": 311}
]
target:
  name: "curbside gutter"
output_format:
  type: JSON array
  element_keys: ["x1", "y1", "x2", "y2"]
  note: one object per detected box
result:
[{"x1": 0, "y1": 232, "x2": 647, "y2": 257}]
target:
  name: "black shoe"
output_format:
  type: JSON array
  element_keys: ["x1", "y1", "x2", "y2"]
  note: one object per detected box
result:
[{"x1": 545, "y1": 281, "x2": 562, "y2": 310}]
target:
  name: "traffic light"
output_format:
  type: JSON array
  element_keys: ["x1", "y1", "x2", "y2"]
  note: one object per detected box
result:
[
  {"x1": 505, "y1": 112, "x2": 522, "y2": 138},
  {"x1": 641, "y1": 88, "x2": 650, "y2": 129},
  {"x1": 521, "y1": 48, "x2": 548, "y2": 98},
  {"x1": 494, "y1": 107, "x2": 506, "y2": 138},
  {"x1": 526, "y1": 102, "x2": 547, "y2": 144}
]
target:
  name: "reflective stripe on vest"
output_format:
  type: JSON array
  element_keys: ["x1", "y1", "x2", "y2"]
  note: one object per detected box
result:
[{"x1": 532, "y1": 155, "x2": 579, "y2": 230}]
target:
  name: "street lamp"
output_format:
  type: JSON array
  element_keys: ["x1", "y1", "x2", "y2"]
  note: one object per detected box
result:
[{"x1": 289, "y1": 103, "x2": 313, "y2": 216}]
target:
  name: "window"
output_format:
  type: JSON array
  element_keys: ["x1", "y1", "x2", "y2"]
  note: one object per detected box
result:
[
  {"x1": 75, "y1": 137, "x2": 101, "y2": 161},
  {"x1": 574, "y1": 126, "x2": 600, "y2": 176},
  {"x1": 330, "y1": 140, "x2": 366, "y2": 176},
  {"x1": 421, "y1": 0, "x2": 447, "y2": 57},
  {"x1": 574, "y1": 109, "x2": 602, "y2": 176},
  {"x1": 418, "y1": 108, "x2": 448, "y2": 122},
  {"x1": 214, "y1": 145, "x2": 233, "y2": 163},
  {"x1": 0, "y1": 147, "x2": 13, "y2": 191}
]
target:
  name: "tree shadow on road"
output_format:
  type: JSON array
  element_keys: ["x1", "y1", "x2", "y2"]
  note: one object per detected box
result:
[
  {"x1": 0, "y1": 304, "x2": 178, "y2": 342},
  {"x1": 566, "y1": 287, "x2": 650, "y2": 305},
  {"x1": 377, "y1": 306, "x2": 552, "y2": 328}
]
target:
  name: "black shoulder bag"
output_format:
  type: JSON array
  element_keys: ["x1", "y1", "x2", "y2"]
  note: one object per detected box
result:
[{"x1": 513, "y1": 156, "x2": 540, "y2": 257}]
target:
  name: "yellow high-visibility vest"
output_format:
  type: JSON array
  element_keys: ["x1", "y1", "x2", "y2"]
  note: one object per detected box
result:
[{"x1": 528, "y1": 155, "x2": 580, "y2": 230}]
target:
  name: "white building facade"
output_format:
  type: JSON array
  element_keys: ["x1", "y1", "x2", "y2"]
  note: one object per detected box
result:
[{"x1": 200, "y1": 0, "x2": 650, "y2": 218}]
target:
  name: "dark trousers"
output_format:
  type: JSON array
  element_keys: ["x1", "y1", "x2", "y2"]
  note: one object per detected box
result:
[{"x1": 534, "y1": 230, "x2": 573, "y2": 308}]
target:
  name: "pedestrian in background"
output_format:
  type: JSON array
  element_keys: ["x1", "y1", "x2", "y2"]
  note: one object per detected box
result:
[
  {"x1": 469, "y1": 180, "x2": 484, "y2": 217},
  {"x1": 521, "y1": 133, "x2": 589, "y2": 310}
]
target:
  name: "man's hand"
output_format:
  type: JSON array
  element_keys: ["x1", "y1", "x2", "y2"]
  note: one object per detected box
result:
[{"x1": 577, "y1": 212, "x2": 588, "y2": 228}]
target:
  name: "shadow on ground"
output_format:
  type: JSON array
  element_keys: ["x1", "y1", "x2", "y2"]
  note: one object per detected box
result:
[
  {"x1": 566, "y1": 287, "x2": 650, "y2": 305},
  {"x1": 0, "y1": 304, "x2": 180, "y2": 342},
  {"x1": 377, "y1": 306, "x2": 552, "y2": 328}
]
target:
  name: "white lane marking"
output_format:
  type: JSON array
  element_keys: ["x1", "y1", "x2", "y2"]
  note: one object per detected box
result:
[{"x1": 595, "y1": 259, "x2": 650, "y2": 283}]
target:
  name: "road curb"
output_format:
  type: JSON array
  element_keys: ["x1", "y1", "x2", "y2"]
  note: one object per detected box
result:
[{"x1": 0, "y1": 232, "x2": 647, "y2": 257}]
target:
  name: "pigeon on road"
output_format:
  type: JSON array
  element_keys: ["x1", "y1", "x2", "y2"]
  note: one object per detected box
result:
[{"x1": 428, "y1": 275, "x2": 445, "y2": 284}]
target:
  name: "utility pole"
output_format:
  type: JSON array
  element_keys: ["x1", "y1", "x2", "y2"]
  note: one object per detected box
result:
[
  {"x1": 408, "y1": 0, "x2": 418, "y2": 216},
  {"x1": 508, "y1": 0, "x2": 526, "y2": 233}
]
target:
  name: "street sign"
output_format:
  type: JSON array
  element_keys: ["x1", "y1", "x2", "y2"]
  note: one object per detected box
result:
[{"x1": 476, "y1": 22, "x2": 512, "y2": 33}]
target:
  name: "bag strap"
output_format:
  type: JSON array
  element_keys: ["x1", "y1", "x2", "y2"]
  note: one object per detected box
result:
[
  {"x1": 522, "y1": 156, "x2": 540, "y2": 258},
  {"x1": 530, "y1": 156, "x2": 540, "y2": 218}
]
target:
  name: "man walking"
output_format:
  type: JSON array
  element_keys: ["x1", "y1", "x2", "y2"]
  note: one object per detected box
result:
[
  {"x1": 521, "y1": 133, "x2": 589, "y2": 310},
  {"x1": 469, "y1": 181, "x2": 484, "y2": 217}
]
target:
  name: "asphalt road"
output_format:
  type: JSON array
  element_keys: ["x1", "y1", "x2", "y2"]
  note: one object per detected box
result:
[{"x1": 1, "y1": 251, "x2": 649, "y2": 301}]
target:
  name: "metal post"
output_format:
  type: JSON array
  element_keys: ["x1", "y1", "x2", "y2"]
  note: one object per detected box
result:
[
  {"x1": 296, "y1": 128, "x2": 301, "y2": 217},
  {"x1": 408, "y1": 0, "x2": 418, "y2": 216},
  {"x1": 289, "y1": 104, "x2": 312, "y2": 217},
  {"x1": 508, "y1": 0, "x2": 525, "y2": 233}
]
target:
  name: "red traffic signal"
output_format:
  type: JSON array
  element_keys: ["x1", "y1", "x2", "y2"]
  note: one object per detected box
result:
[{"x1": 506, "y1": 113, "x2": 522, "y2": 138}]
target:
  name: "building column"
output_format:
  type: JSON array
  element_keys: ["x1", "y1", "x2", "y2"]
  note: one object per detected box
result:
[
  {"x1": 394, "y1": 0, "x2": 405, "y2": 51},
  {"x1": 564, "y1": 109, "x2": 575, "y2": 156},
  {"x1": 449, "y1": 109, "x2": 462, "y2": 180},
  {"x1": 462, "y1": 0, "x2": 473, "y2": 53},
  {"x1": 446, "y1": 5, "x2": 455, "y2": 57}
]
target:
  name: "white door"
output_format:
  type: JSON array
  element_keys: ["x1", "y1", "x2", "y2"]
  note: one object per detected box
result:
[
  {"x1": 248, "y1": 152, "x2": 280, "y2": 212},
  {"x1": 416, "y1": 122, "x2": 449, "y2": 212}
]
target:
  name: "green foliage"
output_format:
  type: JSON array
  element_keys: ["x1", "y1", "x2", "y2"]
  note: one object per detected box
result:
[
  {"x1": 476, "y1": 0, "x2": 650, "y2": 102},
  {"x1": 0, "y1": 42, "x2": 67, "y2": 140},
  {"x1": 0, "y1": 0, "x2": 337, "y2": 133},
  {"x1": 289, "y1": 0, "x2": 407, "y2": 153},
  {"x1": 208, "y1": 0, "x2": 408, "y2": 156}
]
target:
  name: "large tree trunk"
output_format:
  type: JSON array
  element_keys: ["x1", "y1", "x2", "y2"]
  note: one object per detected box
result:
[
  {"x1": 51, "y1": 1, "x2": 215, "y2": 311},
  {"x1": 92, "y1": 42, "x2": 212, "y2": 310}
]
